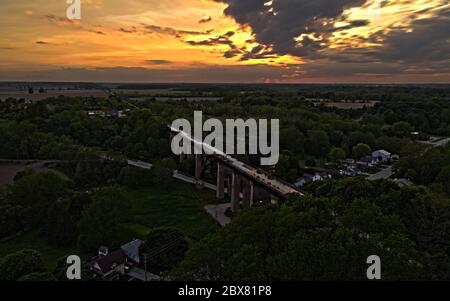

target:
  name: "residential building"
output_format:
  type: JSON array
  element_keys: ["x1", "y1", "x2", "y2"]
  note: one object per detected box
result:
[
  {"x1": 120, "y1": 239, "x2": 144, "y2": 264},
  {"x1": 89, "y1": 249, "x2": 126, "y2": 280},
  {"x1": 372, "y1": 150, "x2": 391, "y2": 162}
]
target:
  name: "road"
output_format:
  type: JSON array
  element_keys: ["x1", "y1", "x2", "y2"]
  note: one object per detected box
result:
[
  {"x1": 127, "y1": 159, "x2": 152, "y2": 170},
  {"x1": 126, "y1": 267, "x2": 160, "y2": 281},
  {"x1": 204, "y1": 203, "x2": 231, "y2": 227},
  {"x1": 419, "y1": 137, "x2": 450, "y2": 148},
  {"x1": 367, "y1": 166, "x2": 393, "y2": 181},
  {"x1": 173, "y1": 170, "x2": 217, "y2": 191}
]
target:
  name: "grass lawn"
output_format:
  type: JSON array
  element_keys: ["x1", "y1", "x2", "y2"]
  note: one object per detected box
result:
[
  {"x1": 127, "y1": 182, "x2": 219, "y2": 241},
  {"x1": 0, "y1": 181, "x2": 219, "y2": 270},
  {"x1": 0, "y1": 231, "x2": 79, "y2": 270}
]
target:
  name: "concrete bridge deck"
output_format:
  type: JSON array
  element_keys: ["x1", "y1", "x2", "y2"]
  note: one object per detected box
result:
[{"x1": 169, "y1": 126, "x2": 302, "y2": 199}]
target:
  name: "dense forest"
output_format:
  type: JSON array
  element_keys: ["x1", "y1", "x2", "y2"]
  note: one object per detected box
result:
[{"x1": 1, "y1": 84, "x2": 450, "y2": 280}]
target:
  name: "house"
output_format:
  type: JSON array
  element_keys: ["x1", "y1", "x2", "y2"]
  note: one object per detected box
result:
[
  {"x1": 105, "y1": 107, "x2": 119, "y2": 118},
  {"x1": 89, "y1": 249, "x2": 126, "y2": 280},
  {"x1": 391, "y1": 154, "x2": 400, "y2": 161},
  {"x1": 120, "y1": 239, "x2": 144, "y2": 263},
  {"x1": 294, "y1": 172, "x2": 330, "y2": 188},
  {"x1": 294, "y1": 177, "x2": 307, "y2": 188},
  {"x1": 357, "y1": 156, "x2": 379, "y2": 167},
  {"x1": 343, "y1": 158, "x2": 356, "y2": 165},
  {"x1": 98, "y1": 246, "x2": 109, "y2": 257},
  {"x1": 372, "y1": 150, "x2": 391, "y2": 162},
  {"x1": 318, "y1": 172, "x2": 332, "y2": 180},
  {"x1": 394, "y1": 178, "x2": 414, "y2": 188},
  {"x1": 340, "y1": 169, "x2": 357, "y2": 177}
]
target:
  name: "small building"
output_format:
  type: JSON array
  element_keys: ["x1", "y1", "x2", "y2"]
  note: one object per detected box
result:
[
  {"x1": 317, "y1": 172, "x2": 332, "y2": 180},
  {"x1": 343, "y1": 158, "x2": 356, "y2": 165},
  {"x1": 120, "y1": 239, "x2": 144, "y2": 264},
  {"x1": 105, "y1": 107, "x2": 119, "y2": 118},
  {"x1": 372, "y1": 150, "x2": 391, "y2": 162},
  {"x1": 294, "y1": 177, "x2": 307, "y2": 188},
  {"x1": 98, "y1": 246, "x2": 109, "y2": 257},
  {"x1": 89, "y1": 250, "x2": 126, "y2": 280},
  {"x1": 295, "y1": 172, "x2": 330, "y2": 187},
  {"x1": 391, "y1": 154, "x2": 400, "y2": 161},
  {"x1": 358, "y1": 156, "x2": 379, "y2": 167},
  {"x1": 394, "y1": 178, "x2": 414, "y2": 188},
  {"x1": 340, "y1": 169, "x2": 357, "y2": 177}
]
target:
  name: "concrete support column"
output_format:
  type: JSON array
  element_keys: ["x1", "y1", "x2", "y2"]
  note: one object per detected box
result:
[
  {"x1": 242, "y1": 179, "x2": 251, "y2": 209},
  {"x1": 231, "y1": 172, "x2": 241, "y2": 211},
  {"x1": 250, "y1": 181, "x2": 254, "y2": 207},
  {"x1": 254, "y1": 186, "x2": 270, "y2": 203},
  {"x1": 270, "y1": 194, "x2": 280, "y2": 205},
  {"x1": 195, "y1": 154, "x2": 203, "y2": 179},
  {"x1": 216, "y1": 162, "x2": 225, "y2": 199}
]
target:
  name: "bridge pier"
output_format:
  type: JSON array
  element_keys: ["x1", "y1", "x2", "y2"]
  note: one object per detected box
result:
[
  {"x1": 216, "y1": 162, "x2": 225, "y2": 199},
  {"x1": 195, "y1": 154, "x2": 204, "y2": 179},
  {"x1": 242, "y1": 179, "x2": 253, "y2": 209},
  {"x1": 231, "y1": 172, "x2": 242, "y2": 211}
]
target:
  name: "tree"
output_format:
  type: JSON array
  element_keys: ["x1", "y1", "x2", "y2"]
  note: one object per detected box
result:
[
  {"x1": 143, "y1": 227, "x2": 189, "y2": 275},
  {"x1": 0, "y1": 203, "x2": 23, "y2": 239},
  {"x1": 437, "y1": 165, "x2": 450, "y2": 195},
  {"x1": 44, "y1": 201, "x2": 77, "y2": 247},
  {"x1": 119, "y1": 166, "x2": 154, "y2": 189},
  {"x1": 67, "y1": 192, "x2": 93, "y2": 222},
  {"x1": 78, "y1": 187, "x2": 131, "y2": 252},
  {"x1": 172, "y1": 196, "x2": 420, "y2": 281},
  {"x1": 280, "y1": 126, "x2": 305, "y2": 155},
  {"x1": 0, "y1": 250, "x2": 46, "y2": 281},
  {"x1": 18, "y1": 272, "x2": 56, "y2": 281},
  {"x1": 352, "y1": 143, "x2": 372, "y2": 160},
  {"x1": 329, "y1": 147, "x2": 346, "y2": 162},
  {"x1": 153, "y1": 158, "x2": 176, "y2": 186},
  {"x1": 307, "y1": 130, "x2": 330, "y2": 157},
  {"x1": 10, "y1": 172, "x2": 68, "y2": 229},
  {"x1": 392, "y1": 121, "x2": 414, "y2": 137}
]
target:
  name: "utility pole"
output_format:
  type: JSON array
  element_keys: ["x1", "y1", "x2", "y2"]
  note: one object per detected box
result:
[{"x1": 143, "y1": 253, "x2": 148, "y2": 282}]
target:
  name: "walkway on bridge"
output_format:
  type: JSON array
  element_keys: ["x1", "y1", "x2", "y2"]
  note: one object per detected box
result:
[{"x1": 169, "y1": 126, "x2": 302, "y2": 198}]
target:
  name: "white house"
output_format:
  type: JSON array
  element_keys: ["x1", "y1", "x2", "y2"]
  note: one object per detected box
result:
[{"x1": 372, "y1": 150, "x2": 391, "y2": 162}]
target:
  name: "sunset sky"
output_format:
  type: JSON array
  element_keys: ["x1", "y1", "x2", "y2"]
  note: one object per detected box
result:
[{"x1": 0, "y1": 0, "x2": 449, "y2": 83}]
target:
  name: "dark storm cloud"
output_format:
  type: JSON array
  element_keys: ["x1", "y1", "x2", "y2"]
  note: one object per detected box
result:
[
  {"x1": 35, "y1": 41, "x2": 49, "y2": 45},
  {"x1": 199, "y1": 16, "x2": 212, "y2": 24},
  {"x1": 44, "y1": 14, "x2": 75, "y2": 25},
  {"x1": 0, "y1": 65, "x2": 295, "y2": 83},
  {"x1": 144, "y1": 24, "x2": 210, "y2": 36},
  {"x1": 214, "y1": 0, "x2": 450, "y2": 79},
  {"x1": 4, "y1": 64, "x2": 449, "y2": 83},
  {"x1": 44, "y1": 14, "x2": 106, "y2": 35},
  {"x1": 368, "y1": 9, "x2": 450, "y2": 64},
  {"x1": 215, "y1": 0, "x2": 367, "y2": 57},
  {"x1": 145, "y1": 60, "x2": 173, "y2": 65},
  {"x1": 186, "y1": 31, "x2": 235, "y2": 46}
]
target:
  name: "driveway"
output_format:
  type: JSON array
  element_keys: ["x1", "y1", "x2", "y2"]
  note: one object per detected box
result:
[{"x1": 204, "y1": 203, "x2": 231, "y2": 227}]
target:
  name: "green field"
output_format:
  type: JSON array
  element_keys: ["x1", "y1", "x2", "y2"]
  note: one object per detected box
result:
[
  {"x1": 126, "y1": 182, "x2": 219, "y2": 241},
  {"x1": 0, "y1": 231, "x2": 78, "y2": 269},
  {"x1": 0, "y1": 182, "x2": 219, "y2": 269}
]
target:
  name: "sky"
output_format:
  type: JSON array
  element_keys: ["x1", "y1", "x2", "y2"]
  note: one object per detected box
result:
[{"x1": 0, "y1": 0, "x2": 449, "y2": 83}]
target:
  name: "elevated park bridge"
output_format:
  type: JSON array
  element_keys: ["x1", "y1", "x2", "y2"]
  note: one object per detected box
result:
[{"x1": 169, "y1": 126, "x2": 303, "y2": 211}]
